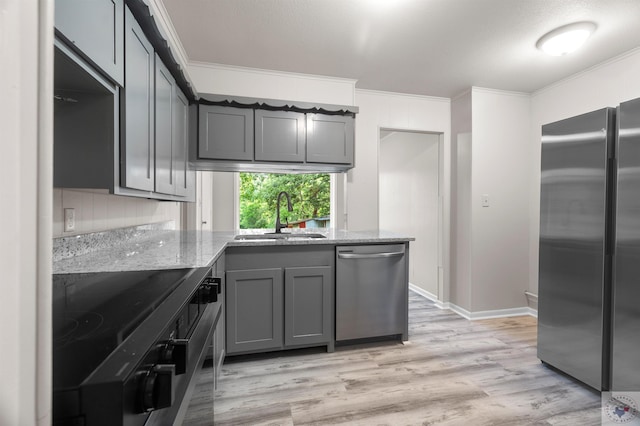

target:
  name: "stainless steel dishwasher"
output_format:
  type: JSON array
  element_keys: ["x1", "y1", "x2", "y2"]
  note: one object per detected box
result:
[{"x1": 336, "y1": 244, "x2": 408, "y2": 341}]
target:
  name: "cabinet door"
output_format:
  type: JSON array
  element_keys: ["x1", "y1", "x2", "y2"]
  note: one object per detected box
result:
[
  {"x1": 199, "y1": 105, "x2": 253, "y2": 160},
  {"x1": 174, "y1": 89, "x2": 191, "y2": 197},
  {"x1": 284, "y1": 266, "x2": 332, "y2": 347},
  {"x1": 55, "y1": 0, "x2": 124, "y2": 86},
  {"x1": 226, "y1": 268, "x2": 283, "y2": 354},
  {"x1": 255, "y1": 110, "x2": 305, "y2": 162},
  {"x1": 154, "y1": 55, "x2": 175, "y2": 195},
  {"x1": 306, "y1": 114, "x2": 354, "y2": 165},
  {"x1": 122, "y1": 8, "x2": 155, "y2": 191}
]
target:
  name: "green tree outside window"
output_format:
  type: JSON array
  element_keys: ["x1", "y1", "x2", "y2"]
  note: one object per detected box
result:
[{"x1": 239, "y1": 173, "x2": 330, "y2": 229}]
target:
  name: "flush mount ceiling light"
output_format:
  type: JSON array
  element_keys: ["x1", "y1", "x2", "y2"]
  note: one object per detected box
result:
[{"x1": 536, "y1": 22, "x2": 597, "y2": 56}]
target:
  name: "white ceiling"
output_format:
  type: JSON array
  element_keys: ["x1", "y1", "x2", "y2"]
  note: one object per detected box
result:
[{"x1": 160, "y1": 0, "x2": 640, "y2": 98}]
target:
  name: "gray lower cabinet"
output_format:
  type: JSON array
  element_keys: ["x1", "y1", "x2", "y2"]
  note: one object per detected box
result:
[
  {"x1": 225, "y1": 246, "x2": 335, "y2": 356},
  {"x1": 122, "y1": 8, "x2": 155, "y2": 192},
  {"x1": 306, "y1": 114, "x2": 354, "y2": 165},
  {"x1": 55, "y1": 0, "x2": 124, "y2": 86},
  {"x1": 226, "y1": 268, "x2": 284, "y2": 354},
  {"x1": 284, "y1": 266, "x2": 332, "y2": 346},
  {"x1": 199, "y1": 105, "x2": 253, "y2": 161},
  {"x1": 255, "y1": 110, "x2": 306, "y2": 162}
]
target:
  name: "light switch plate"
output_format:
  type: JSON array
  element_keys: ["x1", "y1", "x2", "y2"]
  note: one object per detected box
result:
[
  {"x1": 64, "y1": 208, "x2": 76, "y2": 232},
  {"x1": 481, "y1": 194, "x2": 490, "y2": 207}
]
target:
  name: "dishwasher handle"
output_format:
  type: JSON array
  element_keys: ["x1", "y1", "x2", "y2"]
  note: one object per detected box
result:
[{"x1": 338, "y1": 251, "x2": 404, "y2": 259}]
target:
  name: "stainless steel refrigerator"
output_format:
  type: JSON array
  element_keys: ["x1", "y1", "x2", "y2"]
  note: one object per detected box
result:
[
  {"x1": 611, "y1": 97, "x2": 640, "y2": 391},
  {"x1": 538, "y1": 107, "x2": 616, "y2": 391}
]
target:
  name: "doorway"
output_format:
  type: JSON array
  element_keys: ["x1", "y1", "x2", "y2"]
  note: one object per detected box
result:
[{"x1": 379, "y1": 129, "x2": 442, "y2": 299}]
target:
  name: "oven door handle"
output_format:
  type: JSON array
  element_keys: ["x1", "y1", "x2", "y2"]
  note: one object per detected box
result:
[{"x1": 166, "y1": 339, "x2": 188, "y2": 375}]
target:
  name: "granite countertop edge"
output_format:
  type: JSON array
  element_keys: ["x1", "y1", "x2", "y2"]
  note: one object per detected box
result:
[{"x1": 53, "y1": 229, "x2": 415, "y2": 274}]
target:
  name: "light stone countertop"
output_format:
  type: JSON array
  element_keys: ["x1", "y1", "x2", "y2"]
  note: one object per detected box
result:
[{"x1": 53, "y1": 227, "x2": 414, "y2": 274}]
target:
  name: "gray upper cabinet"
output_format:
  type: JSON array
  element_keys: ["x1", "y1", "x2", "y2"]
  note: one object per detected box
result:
[
  {"x1": 226, "y1": 268, "x2": 284, "y2": 354},
  {"x1": 199, "y1": 105, "x2": 253, "y2": 161},
  {"x1": 55, "y1": 0, "x2": 124, "y2": 86},
  {"x1": 306, "y1": 114, "x2": 354, "y2": 165},
  {"x1": 284, "y1": 266, "x2": 332, "y2": 347},
  {"x1": 174, "y1": 90, "x2": 192, "y2": 197},
  {"x1": 53, "y1": 4, "x2": 195, "y2": 201},
  {"x1": 154, "y1": 55, "x2": 175, "y2": 195},
  {"x1": 192, "y1": 96, "x2": 357, "y2": 173},
  {"x1": 122, "y1": 8, "x2": 155, "y2": 192},
  {"x1": 153, "y1": 55, "x2": 194, "y2": 198},
  {"x1": 255, "y1": 110, "x2": 305, "y2": 163}
]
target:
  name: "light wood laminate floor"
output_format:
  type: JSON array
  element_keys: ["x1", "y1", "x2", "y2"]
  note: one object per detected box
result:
[{"x1": 184, "y1": 291, "x2": 601, "y2": 425}]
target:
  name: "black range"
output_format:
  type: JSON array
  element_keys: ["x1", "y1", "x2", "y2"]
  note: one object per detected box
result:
[{"x1": 53, "y1": 266, "x2": 221, "y2": 426}]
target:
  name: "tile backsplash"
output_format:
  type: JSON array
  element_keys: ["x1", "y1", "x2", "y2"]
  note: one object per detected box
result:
[{"x1": 53, "y1": 188, "x2": 182, "y2": 237}]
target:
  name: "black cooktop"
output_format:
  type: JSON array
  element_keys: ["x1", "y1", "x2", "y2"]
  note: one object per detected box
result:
[{"x1": 52, "y1": 268, "x2": 193, "y2": 390}]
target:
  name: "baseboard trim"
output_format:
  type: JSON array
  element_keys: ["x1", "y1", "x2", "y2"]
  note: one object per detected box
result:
[
  {"x1": 449, "y1": 303, "x2": 535, "y2": 320},
  {"x1": 409, "y1": 284, "x2": 537, "y2": 320},
  {"x1": 408, "y1": 284, "x2": 449, "y2": 309}
]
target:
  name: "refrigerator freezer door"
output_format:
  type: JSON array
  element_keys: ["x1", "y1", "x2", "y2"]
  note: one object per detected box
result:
[
  {"x1": 538, "y1": 107, "x2": 615, "y2": 390},
  {"x1": 612, "y1": 97, "x2": 640, "y2": 391}
]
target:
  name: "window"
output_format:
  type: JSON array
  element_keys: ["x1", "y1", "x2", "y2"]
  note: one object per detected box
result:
[{"x1": 239, "y1": 173, "x2": 331, "y2": 229}]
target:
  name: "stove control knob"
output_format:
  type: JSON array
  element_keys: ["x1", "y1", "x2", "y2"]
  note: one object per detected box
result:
[
  {"x1": 159, "y1": 340, "x2": 188, "y2": 375},
  {"x1": 140, "y1": 364, "x2": 175, "y2": 412}
]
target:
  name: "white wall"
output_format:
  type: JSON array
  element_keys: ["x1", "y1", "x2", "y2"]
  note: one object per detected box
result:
[
  {"x1": 451, "y1": 91, "x2": 472, "y2": 310},
  {"x1": 1, "y1": 0, "x2": 53, "y2": 424},
  {"x1": 528, "y1": 47, "x2": 640, "y2": 295},
  {"x1": 52, "y1": 189, "x2": 182, "y2": 237},
  {"x1": 470, "y1": 88, "x2": 531, "y2": 312},
  {"x1": 210, "y1": 172, "x2": 237, "y2": 230},
  {"x1": 353, "y1": 89, "x2": 452, "y2": 302},
  {"x1": 189, "y1": 62, "x2": 356, "y2": 105},
  {"x1": 351, "y1": 90, "x2": 451, "y2": 230},
  {"x1": 380, "y1": 131, "x2": 440, "y2": 296}
]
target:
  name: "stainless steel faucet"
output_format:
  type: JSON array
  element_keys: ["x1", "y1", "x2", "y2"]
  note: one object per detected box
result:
[{"x1": 275, "y1": 191, "x2": 293, "y2": 233}]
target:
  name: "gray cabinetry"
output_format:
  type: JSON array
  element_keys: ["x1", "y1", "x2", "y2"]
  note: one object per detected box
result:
[
  {"x1": 306, "y1": 114, "x2": 354, "y2": 165},
  {"x1": 53, "y1": 4, "x2": 195, "y2": 201},
  {"x1": 122, "y1": 8, "x2": 155, "y2": 192},
  {"x1": 55, "y1": 0, "x2": 124, "y2": 86},
  {"x1": 226, "y1": 268, "x2": 284, "y2": 354},
  {"x1": 154, "y1": 56, "x2": 194, "y2": 198},
  {"x1": 255, "y1": 110, "x2": 306, "y2": 162},
  {"x1": 284, "y1": 266, "x2": 332, "y2": 347},
  {"x1": 225, "y1": 246, "x2": 335, "y2": 356},
  {"x1": 174, "y1": 90, "x2": 193, "y2": 197},
  {"x1": 199, "y1": 105, "x2": 253, "y2": 161},
  {"x1": 192, "y1": 96, "x2": 357, "y2": 173},
  {"x1": 154, "y1": 55, "x2": 175, "y2": 195}
]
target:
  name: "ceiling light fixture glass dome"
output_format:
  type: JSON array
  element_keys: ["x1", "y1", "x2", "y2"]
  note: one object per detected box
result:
[{"x1": 536, "y1": 22, "x2": 597, "y2": 56}]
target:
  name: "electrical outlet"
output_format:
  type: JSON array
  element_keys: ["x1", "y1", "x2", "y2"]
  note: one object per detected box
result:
[{"x1": 64, "y1": 208, "x2": 76, "y2": 232}]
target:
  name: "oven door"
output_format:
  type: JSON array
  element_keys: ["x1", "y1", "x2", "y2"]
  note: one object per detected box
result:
[
  {"x1": 70, "y1": 267, "x2": 217, "y2": 426},
  {"x1": 144, "y1": 301, "x2": 218, "y2": 426}
]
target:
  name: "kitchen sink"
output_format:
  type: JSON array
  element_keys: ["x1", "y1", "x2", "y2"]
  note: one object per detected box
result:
[{"x1": 234, "y1": 233, "x2": 327, "y2": 240}]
